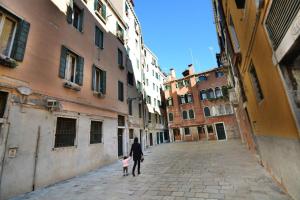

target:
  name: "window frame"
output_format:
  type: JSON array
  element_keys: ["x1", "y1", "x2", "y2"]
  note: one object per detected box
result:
[
  {"x1": 0, "y1": 12, "x2": 17, "y2": 58},
  {"x1": 53, "y1": 116, "x2": 78, "y2": 148},
  {"x1": 168, "y1": 112, "x2": 174, "y2": 122},
  {"x1": 65, "y1": 51, "x2": 78, "y2": 83},
  {"x1": 118, "y1": 81, "x2": 124, "y2": 102},
  {"x1": 90, "y1": 120, "x2": 103, "y2": 144},
  {"x1": 204, "y1": 107, "x2": 211, "y2": 117}
]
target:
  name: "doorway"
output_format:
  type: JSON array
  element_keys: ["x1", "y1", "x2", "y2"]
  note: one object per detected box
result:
[
  {"x1": 197, "y1": 126, "x2": 206, "y2": 140},
  {"x1": 173, "y1": 128, "x2": 181, "y2": 141},
  {"x1": 215, "y1": 123, "x2": 226, "y2": 140},
  {"x1": 149, "y1": 133, "x2": 153, "y2": 146},
  {"x1": 118, "y1": 129, "x2": 123, "y2": 156},
  {"x1": 160, "y1": 132, "x2": 164, "y2": 143},
  {"x1": 156, "y1": 132, "x2": 160, "y2": 144}
]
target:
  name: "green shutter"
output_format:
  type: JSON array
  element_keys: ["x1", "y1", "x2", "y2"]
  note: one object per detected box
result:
[
  {"x1": 79, "y1": 9, "x2": 84, "y2": 32},
  {"x1": 92, "y1": 65, "x2": 96, "y2": 91},
  {"x1": 101, "y1": 4, "x2": 106, "y2": 19},
  {"x1": 100, "y1": 29, "x2": 104, "y2": 48},
  {"x1": 76, "y1": 56, "x2": 84, "y2": 85},
  {"x1": 66, "y1": 5, "x2": 73, "y2": 24},
  {"x1": 94, "y1": 0, "x2": 98, "y2": 10},
  {"x1": 100, "y1": 70, "x2": 106, "y2": 94},
  {"x1": 95, "y1": 26, "x2": 100, "y2": 47},
  {"x1": 11, "y1": 20, "x2": 30, "y2": 62},
  {"x1": 59, "y1": 46, "x2": 68, "y2": 78}
]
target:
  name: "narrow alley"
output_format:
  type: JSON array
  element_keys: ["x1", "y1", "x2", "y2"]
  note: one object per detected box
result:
[{"x1": 11, "y1": 141, "x2": 291, "y2": 200}]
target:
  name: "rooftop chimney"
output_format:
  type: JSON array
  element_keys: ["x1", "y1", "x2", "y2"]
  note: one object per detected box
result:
[
  {"x1": 188, "y1": 64, "x2": 195, "y2": 75},
  {"x1": 170, "y1": 68, "x2": 176, "y2": 80}
]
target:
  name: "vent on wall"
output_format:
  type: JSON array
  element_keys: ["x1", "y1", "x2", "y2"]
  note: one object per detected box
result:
[{"x1": 265, "y1": 0, "x2": 300, "y2": 50}]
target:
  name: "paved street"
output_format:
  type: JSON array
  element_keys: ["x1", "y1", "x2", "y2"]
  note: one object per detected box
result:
[{"x1": 11, "y1": 140, "x2": 291, "y2": 200}]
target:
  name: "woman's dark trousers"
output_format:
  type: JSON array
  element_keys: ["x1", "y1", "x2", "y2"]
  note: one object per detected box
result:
[{"x1": 132, "y1": 159, "x2": 140, "y2": 175}]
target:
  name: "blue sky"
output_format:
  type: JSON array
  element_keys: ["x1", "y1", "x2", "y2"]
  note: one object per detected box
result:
[{"x1": 135, "y1": 0, "x2": 219, "y2": 77}]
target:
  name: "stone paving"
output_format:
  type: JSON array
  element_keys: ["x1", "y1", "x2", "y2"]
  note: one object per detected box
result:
[{"x1": 11, "y1": 140, "x2": 292, "y2": 200}]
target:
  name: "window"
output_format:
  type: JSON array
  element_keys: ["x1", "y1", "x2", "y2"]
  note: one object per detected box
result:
[
  {"x1": 54, "y1": 117, "x2": 76, "y2": 148},
  {"x1": 118, "y1": 49, "x2": 124, "y2": 69},
  {"x1": 249, "y1": 63, "x2": 264, "y2": 102},
  {"x1": 168, "y1": 113, "x2": 174, "y2": 122},
  {"x1": 66, "y1": 4, "x2": 84, "y2": 32},
  {"x1": 165, "y1": 85, "x2": 171, "y2": 90},
  {"x1": 73, "y1": 5, "x2": 83, "y2": 31},
  {"x1": 155, "y1": 72, "x2": 159, "y2": 79},
  {"x1": 0, "y1": 9, "x2": 30, "y2": 61},
  {"x1": 0, "y1": 91, "x2": 8, "y2": 118},
  {"x1": 218, "y1": 105, "x2": 225, "y2": 115},
  {"x1": 125, "y1": 3, "x2": 129, "y2": 16},
  {"x1": 127, "y1": 72, "x2": 134, "y2": 86},
  {"x1": 137, "y1": 81, "x2": 141, "y2": 92},
  {"x1": 228, "y1": 15, "x2": 240, "y2": 53},
  {"x1": 184, "y1": 127, "x2": 190, "y2": 135},
  {"x1": 94, "y1": 0, "x2": 106, "y2": 21},
  {"x1": 147, "y1": 95, "x2": 151, "y2": 104},
  {"x1": 59, "y1": 46, "x2": 84, "y2": 86},
  {"x1": 167, "y1": 97, "x2": 173, "y2": 106},
  {"x1": 118, "y1": 115, "x2": 125, "y2": 126},
  {"x1": 116, "y1": 23, "x2": 124, "y2": 42},
  {"x1": 153, "y1": 83, "x2": 155, "y2": 91},
  {"x1": 215, "y1": 87, "x2": 222, "y2": 98},
  {"x1": 215, "y1": 71, "x2": 224, "y2": 78},
  {"x1": 118, "y1": 81, "x2": 124, "y2": 101},
  {"x1": 198, "y1": 75, "x2": 207, "y2": 83},
  {"x1": 154, "y1": 98, "x2": 157, "y2": 106},
  {"x1": 128, "y1": 100, "x2": 132, "y2": 115},
  {"x1": 207, "y1": 125, "x2": 214, "y2": 133},
  {"x1": 90, "y1": 121, "x2": 102, "y2": 144},
  {"x1": 95, "y1": 26, "x2": 104, "y2": 48},
  {"x1": 207, "y1": 89, "x2": 215, "y2": 99},
  {"x1": 184, "y1": 80, "x2": 190, "y2": 87},
  {"x1": 158, "y1": 100, "x2": 161, "y2": 107},
  {"x1": 189, "y1": 110, "x2": 195, "y2": 119},
  {"x1": 180, "y1": 95, "x2": 186, "y2": 104},
  {"x1": 129, "y1": 129, "x2": 134, "y2": 139},
  {"x1": 204, "y1": 107, "x2": 211, "y2": 117},
  {"x1": 225, "y1": 104, "x2": 233, "y2": 114},
  {"x1": 146, "y1": 79, "x2": 149, "y2": 86},
  {"x1": 200, "y1": 90, "x2": 207, "y2": 100},
  {"x1": 155, "y1": 114, "x2": 158, "y2": 123},
  {"x1": 152, "y1": 70, "x2": 154, "y2": 76},
  {"x1": 187, "y1": 94, "x2": 193, "y2": 103},
  {"x1": 0, "y1": 13, "x2": 16, "y2": 57},
  {"x1": 235, "y1": 0, "x2": 246, "y2": 9},
  {"x1": 92, "y1": 65, "x2": 106, "y2": 94},
  {"x1": 138, "y1": 103, "x2": 142, "y2": 118},
  {"x1": 148, "y1": 112, "x2": 152, "y2": 123},
  {"x1": 182, "y1": 111, "x2": 188, "y2": 120}
]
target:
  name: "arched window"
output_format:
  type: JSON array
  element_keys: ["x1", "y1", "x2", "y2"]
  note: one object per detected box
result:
[
  {"x1": 204, "y1": 107, "x2": 211, "y2": 117},
  {"x1": 189, "y1": 110, "x2": 195, "y2": 119},
  {"x1": 168, "y1": 113, "x2": 174, "y2": 121},
  {"x1": 219, "y1": 105, "x2": 225, "y2": 115},
  {"x1": 207, "y1": 89, "x2": 215, "y2": 99},
  {"x1": 215, "y1": 87, "x2": 222, "y2": 98},
  {"x1": 167, "y1": 98, "x2": 173, "y2": 106},
  {"x1": 211, "y1": 106, "x2": 217, "y2": 116},
  {"x1": 182, "y1": 111, "x2": 188, "y2": 119},
  {"x1": 200, "y1": 90, "x2": 207, "y2": 100}
]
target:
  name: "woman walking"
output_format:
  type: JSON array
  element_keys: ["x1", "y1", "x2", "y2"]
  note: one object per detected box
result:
[{"x1": 129, "y1": 137, "x2": 143, "y2": 176}]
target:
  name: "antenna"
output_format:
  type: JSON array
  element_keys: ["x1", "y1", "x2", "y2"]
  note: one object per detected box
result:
[{"x1": 189, "y1": 48, "x2": 195, "y2": 67}]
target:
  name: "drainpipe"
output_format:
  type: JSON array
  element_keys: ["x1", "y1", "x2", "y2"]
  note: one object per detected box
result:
[{"x1": 32, "y1": 126, "x2": 41, "y2": 191}]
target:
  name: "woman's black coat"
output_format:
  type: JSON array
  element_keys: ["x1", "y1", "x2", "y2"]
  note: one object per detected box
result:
[{"x1": 130, "y1": 143, "x2": 143, "y2": 161}]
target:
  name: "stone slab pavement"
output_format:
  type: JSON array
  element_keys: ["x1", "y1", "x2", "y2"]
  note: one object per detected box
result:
[{"x1": 11, "y1": 140, "x2": 292, "y2": 200}]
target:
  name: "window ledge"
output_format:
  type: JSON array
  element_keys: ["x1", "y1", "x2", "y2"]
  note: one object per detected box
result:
[
  {"x1": 0, "y1": 55, "x2": 18, "y2": 68},
  {"x1": 93, "y1": 91, "x2": 105, "y2": 98},
  {"x1": 52, "y1": 145, "x2": 77, "y2": 151},
  {"x1": 95, "y1": 11, "x2": 107, "y2": 24},
  {"x1": 64, "y1": 81, "x2": 81, "y2": 91}
]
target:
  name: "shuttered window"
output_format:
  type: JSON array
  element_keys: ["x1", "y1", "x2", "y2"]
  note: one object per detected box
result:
[
  {"x1": 0, "y1": 8, "x2": 30, "y2": 62},
  {"x1": 249, "y1": 63, "x2": 264, "y2": 102},
  {"x1": 118, "y1": 48, "x2": 124, "y2": 69},
  {"x1": 94, "y1": 0, "x2": 106, "y2": 21},
  {"x1": 95, "y1": 26, "x2": 104, "y2": 48},
  {"x1": 127, "y1": 72, "x2": 134, "y2": 86},
  {"x1": 265, "y1": 0, "x2": 300, "y2": 50},
  {"x1": 168, "y1": 113, "x2": 173, "y2": 122},
  {"x1": 59, "y1": 46, "x2": 84, "y2": 86},
  {"x1": 118, "y1": 81, "x2": 124, "y2": 101},
  {"x1": 67, "y1": 4, "x2": 84, "y2": 32},
  {"x1": 92, "y1": 65, "x2": 106, "y2": 94}
]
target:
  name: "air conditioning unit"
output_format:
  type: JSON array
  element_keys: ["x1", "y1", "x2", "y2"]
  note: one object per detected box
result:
[{"x1": 46, "y1": 99, "x2": 61, "y2": 111}]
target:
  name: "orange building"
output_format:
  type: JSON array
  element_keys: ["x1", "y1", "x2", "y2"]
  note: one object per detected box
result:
[{"x1": 164, "y1": 65, "x2": 240, "y2": 142}]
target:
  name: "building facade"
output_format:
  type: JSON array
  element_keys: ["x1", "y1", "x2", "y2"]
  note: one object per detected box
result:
[
  {"x1": 142, "y1": 46, "x2": 169, "y2": 147},
  {"x1": 212, "y1": 0, "x2": 300, "y2": 199},
  {"x1": 164, "y1": 65, "x2": 240, "y2": 142},
  {"x1": 0, "y1": 0, "x2": 167, "y2": 199}
]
